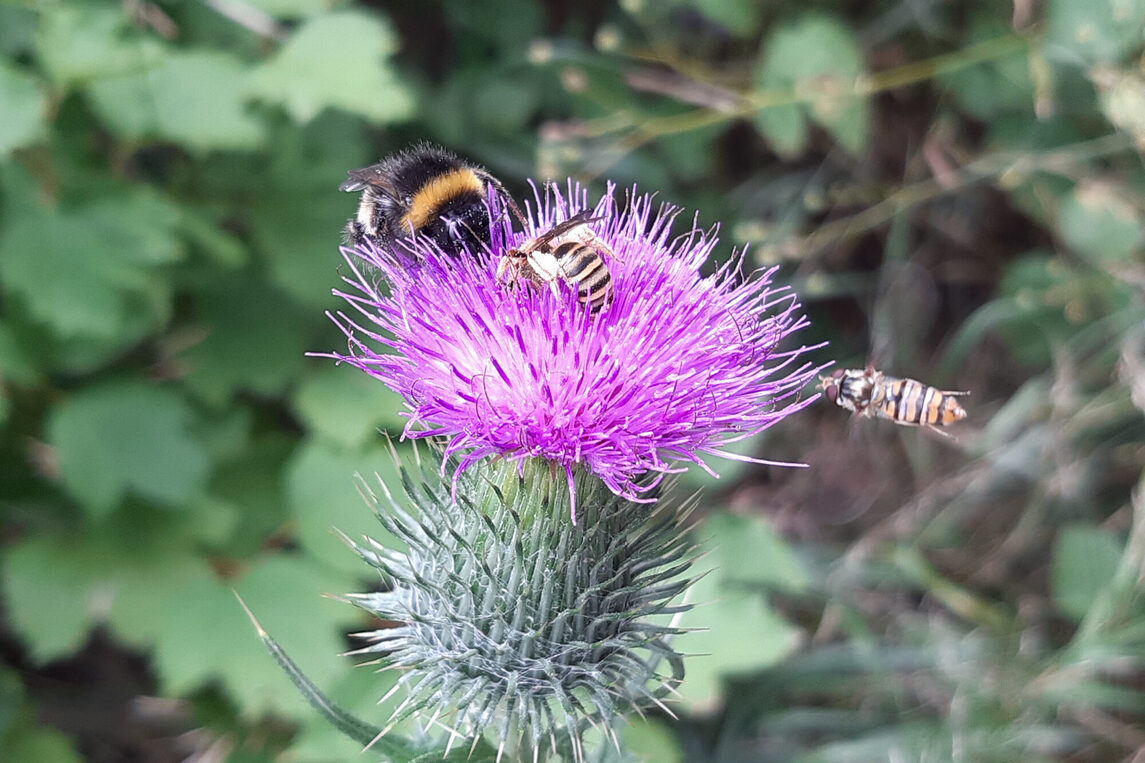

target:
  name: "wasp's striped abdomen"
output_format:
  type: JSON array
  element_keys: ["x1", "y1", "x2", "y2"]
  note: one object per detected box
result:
[{"x1": 551, "y1": 241, "x2": 613, "y2": 312}]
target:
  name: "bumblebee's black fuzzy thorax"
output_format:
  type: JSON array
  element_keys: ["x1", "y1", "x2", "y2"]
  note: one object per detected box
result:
[{"x1": 340, "y1": 143, "x2": 504, "y2": 256}]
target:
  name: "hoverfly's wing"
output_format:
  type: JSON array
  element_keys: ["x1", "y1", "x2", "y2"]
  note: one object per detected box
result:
[
  {"x1": 339, "y1": 163, "x2": 399, "y2": 195},
  {"x1": 869, "y1": 259, "x2": 939, "y2": 374}
]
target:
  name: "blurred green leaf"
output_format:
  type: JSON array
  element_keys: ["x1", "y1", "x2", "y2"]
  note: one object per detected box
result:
[
  {"x1": 673, "y1": 513, "x2": 803, "y2": 713},
  {"x1": 248, "y1": 10, "x2": 414, "y2": 124},
  {"x1": 1052, "y1": 525, "x2": 1123, "y2": 621},
  {"x1": 34, "y1": 3, "x2": 146, "y2": 87},
  {"x1": 48, "y1": 381, "x2": 212, "y2": 517},
  {"x1": 1, "y1": 536, "x2": 102, "y2": 662},
  {"x1": 89, "y1": 50, "x2": 266, "y2": 152},
  {"x1": 180, "y1": 277, "x2": 312, "y2": 405},
  {"x1": 0, "y1": 63, "x2": 46, "y2": 157},
  {"x1": 248, "y1": 114, "x2": 366, "y2": 307},
  {"x1": 206, "y1": 434, "x2": 293, "y2": 557},
  {"x1": 292, "y1": 364, "x2": 408, "y2": 449},
  {"x1": 0, "y1": 5, "x2": 37, "y2": 60},
  {"x1": 621, "y1": 717, "x2": 684, "y2": 763},
  {"x1": 0, "y1": 171, "x2": 178, "y2": 343},
  {"x1": 755, "y1": 14, "x2": 869, "y2": 156},
  {"x1": 2, "y1": 720, "x2": 83, "y2": 763},
  {"x1": 225, "y1": 555, "x2": 357, "y2": 717},
  {"x1": 689, "y1": 0, "x2": 760, "y2": 31},
  {"x1": 0, "y1": 320, "x2": 40, "y2": 388},
  {"x1": 246, "y1": 0, "x2": 331, "y2": 19},
  {"x1": 1045, "y1": 0, "x2": 1145, "y2": 65},
  {"x1": 1057, "y1": 182, "x2": 1142, "y2": 264},
  {"x1": 705, "y1": 512, "x2": 811, "y2": 591},
  {"x1": 284, "y1": 436, "x2": 408, "y2": 574},
  {"x1": 177, "y1": 207, "x2": 251, "y2": 270},
  {"x1": 941, "y1": 15, "x2": 1034, "y2": 120}
]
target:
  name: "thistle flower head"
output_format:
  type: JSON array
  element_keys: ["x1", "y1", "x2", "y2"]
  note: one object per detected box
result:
[
  {"x1": 326, "y1": 184, "x2": 823, "y2": 512},
  {"x1": 345, "y1": 452, "x2": 693, "y2": 760}
]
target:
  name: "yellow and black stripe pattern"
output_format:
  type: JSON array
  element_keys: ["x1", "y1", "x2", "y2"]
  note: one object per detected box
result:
[
  {"x1": 819, "y1": 366, "x2": 968, "y2": 436},
  {"x1": 496, "y1": 210, "x2": 616, "y2": 314}
]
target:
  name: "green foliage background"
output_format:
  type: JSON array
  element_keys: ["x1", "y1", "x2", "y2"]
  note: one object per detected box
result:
[{"x1": 1, "y1": 0, "x2": 1144, "y2": 760}]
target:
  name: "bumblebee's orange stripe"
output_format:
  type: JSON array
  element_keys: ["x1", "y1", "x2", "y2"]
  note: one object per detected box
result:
[{"x1": 401, "y1": 169, "x2": 485, "y2": 231}]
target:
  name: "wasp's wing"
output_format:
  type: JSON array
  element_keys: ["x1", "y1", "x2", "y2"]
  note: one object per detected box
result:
[{"x1": 523, "y1": 210, "x2": 605, "y2": 251}]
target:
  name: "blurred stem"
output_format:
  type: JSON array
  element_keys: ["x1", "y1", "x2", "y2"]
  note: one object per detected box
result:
[
  {"x1": 890, "y1": 545, "x2": 1011, "y2": 631},
  {"x1": 581, "y1": 34, "x2": 1032, "y2": 178},
  {"x1": 1071, "y1": 469, "x2": 1145, "y2": 645}
]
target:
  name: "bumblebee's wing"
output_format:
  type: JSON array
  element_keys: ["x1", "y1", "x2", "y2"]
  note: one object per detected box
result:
[{"x1": 339, "y1": 164, "x2": 398, "y2": 195}]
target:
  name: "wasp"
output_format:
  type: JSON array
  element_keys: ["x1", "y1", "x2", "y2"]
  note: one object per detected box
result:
[
  {"x1": 819, "y1": 366, "x2": 968, "y2": 437},
  {"x1": 496, "y1": 210, "x2": 617, "y2": 313}
]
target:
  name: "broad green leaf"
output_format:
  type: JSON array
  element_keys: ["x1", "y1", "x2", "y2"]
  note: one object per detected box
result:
[
  {"x1": 0, "y1": 63, "x2": 46, "y2": 157},
  {"x1": 177, "y1": 207, "x2": 250, "y2": 269},
  {"x1": 755, "y1": 14, "x2": 869, "y2": 156},
  {"x1": 248, "y1": 10, "x2": 414, "y2": 124},
  {"x1": 754, "y1": 103, "x2": 808, "y2": 158},
  {"x1": 0, "y1": 5, "x2": 37, "y2": 60},
  {"x1": 246, "y1": 0, "x2": 332, "y2": 19},
  {"x1": 0, "y1": 209, "x2": 148, "y2": 339},
  {"x1": 1057, "y1": 182, "x2": 1142, "y2": 264},
  {"x1": 206, "y1": 435, "x2": 293, "y2": 557},
  {"x1": 292, "y1": 364, "x2": 408, "y2": 449},
  {"x1": 1, "y1": 536, "x2": 103, "y2": 662},
  {"x1": 1052, "y1": 525, "x2": 1123, "y2": 621},
  {"x1": 179, "y1": 278, "x2": 312, "y2": 405},
  {"x1": 690, "y1": 0, "x2": 759, "y2": 31},
  {"x1": 941, "y1": 15, "x2": 1034, "y2": 120},
  {"x1": 34, "y1": 4, "x2": 146, "y2": 87},
  {"x1": 284, "y1": 436, "x2": 408, "y2": 574},
  {"x1": 48, "y1": 381, "x2": 212, "y2": 517},
  {"x1": 621, "y1": 717, "x2": 684, "y2": 763},
  {"x1": 1045, "y1": 0, "x2": 1145, "y2": 65},
  {"x1": 224, "y1": 555, "x2": 357, "y2": 717},
  {"x1": 673, "y1": 567, "x2": 802, "y2": 713},
  {"x1": 2, "y1": 722, "x2": 83, "y2": 763},
  {"x1": 247, "y1": 114, "x2": 367, "y2": 307},
  {"x1": 89, "y1": 50, "x2": 265, "y2": 152},
  {"x1": 672, "y1": 514, "x2": 804, "y2": 713},
  {"x1": 704, "y1": 512, "x2": 811, "y2": 591},
  {"x1": 0, "y1": 320, "x2": 40, "y2": 388},
  {"x1": 0, "y1": 171, "x2": 179, "y2": 343}
]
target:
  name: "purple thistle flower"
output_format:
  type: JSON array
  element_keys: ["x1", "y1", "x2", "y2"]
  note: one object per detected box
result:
[{"x1": 323, "y1": 183, "x2": 824, "y2": 517}]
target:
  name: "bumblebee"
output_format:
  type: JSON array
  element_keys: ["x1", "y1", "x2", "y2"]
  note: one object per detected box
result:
[
  {"x1": 340, "y1": 143, "x2": 521, "y2": 256},
  {"x1": 819, "y1": 366, "x2": 968, "y2": 437},
  {"x1": 496, "y1": 210, "x2": 617, "y2": 313}
]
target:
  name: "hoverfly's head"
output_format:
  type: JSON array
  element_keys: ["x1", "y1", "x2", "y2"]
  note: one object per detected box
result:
[{"x1": 817, "y1": 368, "x2": 845, "y2": 404}]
